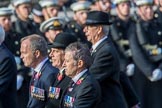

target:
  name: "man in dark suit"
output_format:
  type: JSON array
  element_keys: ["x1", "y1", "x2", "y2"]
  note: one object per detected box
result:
[
  {"x1": 0, "y1": 26, "x2": 17, "y2": 108},
  {"x1": 20, "y1": 34, "x2": 59, "y2": 108},
  {"x1": 61, "y1": 42, "x2": 101, "y2": 108},
  {"x1": 46, "y1": 32, "x2": 77, "y2": 108},
  {"x1": 84, "y1": 11, "x2": 127, "y2": 108}
]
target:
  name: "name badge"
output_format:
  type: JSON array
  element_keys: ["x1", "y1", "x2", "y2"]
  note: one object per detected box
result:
[
  {"x1": 64, "y1": 95, "x2": 75, "y2": 108},
  {"x1": 48, "y1": 86, "x2": 61, "y2": 99},
  {"x1": 30, "y1": 86, "x2": 45, "y2": 101}
]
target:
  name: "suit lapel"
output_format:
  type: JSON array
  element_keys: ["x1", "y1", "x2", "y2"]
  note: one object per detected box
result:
[
  {"x1": 92, "y1": 38, "x2": 109, "y2": 57},
  {"x1": 60, "y1": 71, "x2": 89, "y2": 107},
  {"x1": 72, "y1": 72, "x2": 89, "y2": 90}
]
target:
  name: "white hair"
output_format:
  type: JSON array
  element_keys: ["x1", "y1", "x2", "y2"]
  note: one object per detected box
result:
[{"x1": 0, "y1": 25, "x2": 5, "y2": 45}]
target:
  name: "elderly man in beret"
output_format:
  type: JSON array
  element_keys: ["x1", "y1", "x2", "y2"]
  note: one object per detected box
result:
[
  {"x1": 84, "y1": 11, "x2": 127, "y2": 108},
  {"x1": 45, "y1": 32, "x2": 77, "y2": 108}
]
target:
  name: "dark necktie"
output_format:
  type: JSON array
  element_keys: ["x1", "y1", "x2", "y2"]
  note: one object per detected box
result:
[
  {"x1": 30, "y1": 71, "x2": 37, "y2": 86},
  {"x1": 90, "y1": 48, "x2": 93, "y2": 55},
  {"x1": 68, "y1": 80, "x2": 74, "y2": 88}
]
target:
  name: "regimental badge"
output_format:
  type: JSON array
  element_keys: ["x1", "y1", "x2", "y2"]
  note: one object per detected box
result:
[
  {"x1": 68, "y1": 87, "x2": 73, "y2": 92},
  {"x1": 48, "y1": 86, "x2": 61, "y2": 99},
  {"x1": 53, "y1": 20, "x2": 61, "y2": 27},
  {"x1": 64, "y1": 95, "x2": 75, "y2": 108},
  {"x1": 30, "y1": 86, "x2": 45, "y2": 101}
]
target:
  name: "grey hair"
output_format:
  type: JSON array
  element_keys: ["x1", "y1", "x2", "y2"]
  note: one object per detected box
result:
[
  {"x1": 21, "y1": 34, "x2": 48, "y2": 56},
  {"x1": 65, "y1": 42, "x2": 92, "y2": 68}
]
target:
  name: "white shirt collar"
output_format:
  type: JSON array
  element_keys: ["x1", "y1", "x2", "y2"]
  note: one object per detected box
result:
[
  {"x1": 72, "y1": 69, "x2": 88, "y2": 83},
  {"x1": 34, "y1": 57, "x2": 48, "y2": 73},
  {"x1": 92, "y1": 36, "x2": 107, "y2": 51}
]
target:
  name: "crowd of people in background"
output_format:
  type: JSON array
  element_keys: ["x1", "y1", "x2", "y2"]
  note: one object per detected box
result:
[{"x1": 0, "y1": 0, "x2": 162, "y2": 108}]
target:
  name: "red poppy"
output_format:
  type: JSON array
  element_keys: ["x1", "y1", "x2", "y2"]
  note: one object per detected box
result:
[
  {"x1": 57, "y1": 73, "x2": 63, "y2": 81},
  {"x1": 35, "y1": 72, "x2": 41, "y2": 79}
]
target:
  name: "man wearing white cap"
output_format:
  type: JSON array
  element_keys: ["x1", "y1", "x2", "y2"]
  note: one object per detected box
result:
[
  {"x1": 32, "y1": 3, "x2": 45, "y2": 36},
  {"x1": 70, "y1": 1, "x2": 91, "y2": 26},
  {"x1": 0, "y1": 25, "x2": 17, "y2": 108},
  {"x1": 39, "y1": 0, "x2": 60, "y2": 20},
  {"x1": 129, "y1": 0, "x2": 162, "y2": 108},
  {"x1": 0, "y1": 7, "x2": 21, "y2": 60},
  {"x1": 40, "y1": 17, "x2": 65, "y2": 43},
  {"x1": 65, "y1": 1, "x2": 92, "y2": 47},
  {"x1": 12, "y1": 0, "x2": 37, "y2": 37}
]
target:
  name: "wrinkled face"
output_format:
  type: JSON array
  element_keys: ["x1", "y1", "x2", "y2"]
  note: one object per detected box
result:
[
  {"x1": 0, "y1": 16, "x2": 12, "y2": 31},
  {"x1": 117, "y1": 2, "x2": 130, "y2": 17},
  {"x1": 16, "y1": 3, "x2": 31, "y2": 19},
  {"x1": 84, "y1": 25, "x2": 98, "y2": 44},
  {"x1": 74, "y1": 10, "x2": 88, "y2": 25},
  {"x1": 138, "y1": 5, "x2": 154, "y2": 21},
  {"x1": 49, "y1": 48, "x2": 65, "y2": 69},
  {"x1": 20, "y1": 39, "x2": 36, "y2": 68},
  {"x1": 63, "y1": 51, "x2": 78, "y2": 78},
  {"x1": 46, "y1": 6, "x2": 59, "y2": 17}
]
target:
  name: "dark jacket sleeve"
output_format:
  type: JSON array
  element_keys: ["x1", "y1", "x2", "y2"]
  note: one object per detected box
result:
[
  {"x1": 74, "y1": 80, "x2": 101, "y2": 108},
  {"x1": 0, "y1": 56, "x2": 17, "y2": 95},
  {"x1": 90, "y1": 46, "x2": 117, "y2": 82},
  {"x1": 128, "y1": 24, "x2": 156, "y2": 77}
]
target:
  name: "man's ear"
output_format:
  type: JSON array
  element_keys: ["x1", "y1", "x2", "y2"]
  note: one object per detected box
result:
[
  {"x1": 34, "y1": 50, "x2": 40, "y2": 58},
  {"x1": 77, "y1": 60, "x2": 84, "y2": 68}
]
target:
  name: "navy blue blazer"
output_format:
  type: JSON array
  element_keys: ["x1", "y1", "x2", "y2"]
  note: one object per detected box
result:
[
  {"x1": 27, "y1": 60, "x2": 59, "y2": 108},
  {"x1": 89, "y1": 38, "x2": 127, "y2": 108},
  {"x1": 61, "y1": 71, "x2": 101, "y2": 108},
  {"x1": 0, "y1": 44, "x2": 17, "y2": 108}
]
